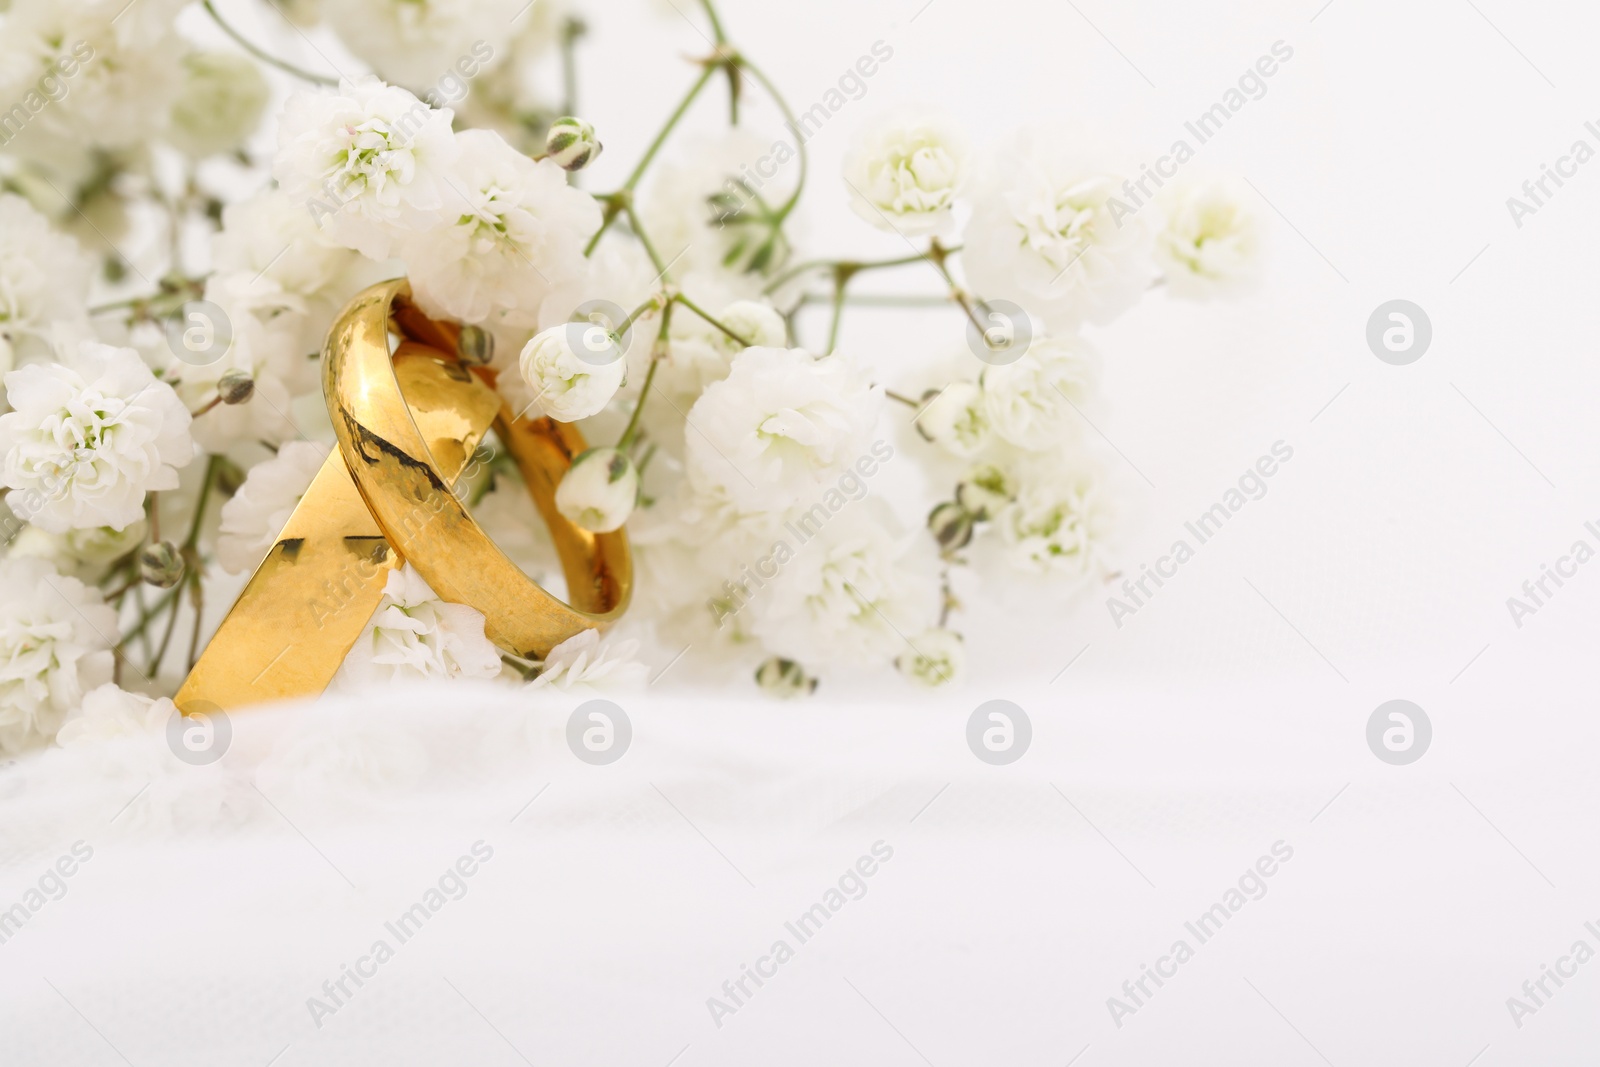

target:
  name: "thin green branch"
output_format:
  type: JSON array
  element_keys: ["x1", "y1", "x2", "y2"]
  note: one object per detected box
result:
[
  {"x1": 824, "y1": 265, "x2": 856, "y2": 355},
  {"x1": 201, "y1": 0, "x2": 337, "y2": 86},
  {"x1": 698, "y1": 0, "x2": 730, "y2": 42},
  {"x1": 585, "y1": 63, "x2": 719, "y2": 256},
  {"x1": 625, "y1": 206, "x2": 672, "y2": 278},
  {"x1": 118, "y1": 585, "x2": 183, "y2": 650},
  {"x1": 617, "y1": 302, "x2": 674, "y2": 452},
  {"x1": 734, "y1": 57, "x2": 806, "y2": 224},
  {"x1": 673, "y1": 293, "x2": 753, "y2": 346},
  {"x1": 763, "y1": 246, "x2": 959, "y2": 295},
  {"x1": 559, "y1": 17, "x2": 585, "y2": 117}
]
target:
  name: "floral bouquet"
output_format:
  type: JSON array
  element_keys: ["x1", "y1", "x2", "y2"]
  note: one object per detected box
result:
[{"x1": 0, "y1": 0, "x2": 1262, "y2": 753}]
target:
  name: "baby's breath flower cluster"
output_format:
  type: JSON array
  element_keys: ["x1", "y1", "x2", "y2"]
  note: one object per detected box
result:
[{"x1": 0, "y1": 0, "x2": 1263, "y2": 744}]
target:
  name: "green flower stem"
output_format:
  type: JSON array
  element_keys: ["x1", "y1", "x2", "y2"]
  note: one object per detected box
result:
[
  {"x1": 699, "y1": 0, "x2": 730, "y2": 42},
  {"x1": 189, "y1": 395, "x2": 224, "y2": 420},
  {"x1": 585, "y1": 63, "x2": 719, "y2": 256},
  {"x1": 733, "y1": 56, "x2": 806, "y2": 224},
  {"x1": 798, "y1": 293, "x2": 963, "y2": 309},
  {"x1": 201, "y1": 0, "x2": 338, "y2": 86},
  {"x1": 673, "y1": 292, "x2": 753, "y2": 347},
  {"x1": 616, "y1": 301, "x2": 673, "y2": 453},
  {"x1": 101, "y1": 575, "x2": 139, "y2": 604},
  {"x1": 937, "y1": 564, "x2": 957, "y2": 627},
  {"x1": 148, "y1": 585, "x2": 184, "y2": 678},
  {"x1": 763, "y1": 245, "x2": 960, "y2": 295},
  {"x1": 88, "y1": 278, "x2": 206, "y2": 320},
  {"x1": 146, "y1": 454, "x2": 220, "y2": 676},
  {"x1": 614, "y1": 294, "x2": 663, "y2": 339},
  {"x1": 183, "y1": 454, "x2": 223, "y2": 552},
  {"x1": 625, "y1": 205, "x2": 672, "y2": 279},
  {"x1": 559, "y1": 16, "x2": 585, "y2": 117},
  {"x1": 185, "y1": 575, "x2": 206, "y2": 673},
  {"x1": 824, "y1": 264, "x2": 857, "y2": 355},
  {"x1": 117, "y1": 585, "x2": 183, "y2": 649},
  {"x1": 924, "y1": 238, "x2": 988, "y2": 336}
]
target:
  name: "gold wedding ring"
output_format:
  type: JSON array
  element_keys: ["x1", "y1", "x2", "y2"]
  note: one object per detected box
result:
[
  {"x1": 175, "y1": 280, "x2": 631, "y2": 711},
  {"x1": 326, "y1": 280, "x2": 630, "y2": 659}
]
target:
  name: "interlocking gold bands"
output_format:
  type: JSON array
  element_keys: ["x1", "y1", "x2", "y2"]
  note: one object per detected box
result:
[{"x1": 175, "y1": 280, "x2": 631, "y2": 711}]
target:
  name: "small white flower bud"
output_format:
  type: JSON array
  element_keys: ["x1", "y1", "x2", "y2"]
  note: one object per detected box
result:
[
  {"x1": 755, "y1": 657, "x2": 817, "y2": 699},
  {"x1": 546, "y1": 117, "x2": 603, "y2": 171},
  {"x1": 927, "y1": 500, "x2": 975, "y2": 551},
  {"x1": 218, "y1": 369, "x2": 255, "y2": 405},
  {"x1": 896, "y1": 629, "x2": 964, "y2": 687},
  {"x1": 555, "y1": 448, "x2": 638, "y2": 533},
  {"x1": 520, "y1": 324, "x2": 626, "y2": 422},
  {"x1": 139, "y1": 541, "x2": 186, "y2": 588}
]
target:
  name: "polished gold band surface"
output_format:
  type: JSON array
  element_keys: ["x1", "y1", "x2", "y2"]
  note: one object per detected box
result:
[
  {"x1": 176, "y1": 280, "x2": 632, "y2": 711},
  {"x1": 325, "y1": 280, "x2": 631, "y2": 660},
  {"x1": 175, "y1": 348, "x2": 502, "y2": 711}
]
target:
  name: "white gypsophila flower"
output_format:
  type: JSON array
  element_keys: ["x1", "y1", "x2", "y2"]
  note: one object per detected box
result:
[
  {"x1": 657, "y1": 292, "x2": 786, "y2": 415},
  {"x1": 896, "y1": 627, "x2": 964, "y2": 687},
  {"x1": 210, "y1": 189, "x2": 382, "y2": 357},
  {"x1": 0, "y1": 0, "x2": 187, "y2": 165},
  {"x1": 273, "y1": 75, "x2": 459, "y2": 260},
  {"x1": 963, "y1": 129, "x2": 1154, "y2": 330},
  {"x1": 958, "y1": 459, "x2": 1018, "y2": 520},
  {"x1": 748, "y1": 501, "x2": 939, "y2": 669},
  {"x1": 555, "y1": 448, "x2": 638, "y2": 534},
  {"x1": 980, "y1": 333, "x2": 1098, "y2": 451},
  {"x1": 321, "y1": 0, "x2": 517, "y2": 93},
  {"x1": 686, "y1": 346, "x2": 882, "y2": 513},
  {"x1": 335, "y1": 564, "x2": 503, "y2": 689},
  {"x1": 0, "y1": 195, "x2": 94, "y2": 367},
  {"x1": 995, "y1": 458, "x2": 1111, "y2": 579},
  {"x1": 0, "y1": 556, "x2": 116, "y2": 753},
  {"x1": 526, "y1": 628, "x2": 647, "y2": 692},
  {"x1": 216, "y1": 440, "x2": 331, "y2": 574},
  {"x1": 403, "y1": 128, "x2": 601, "y2": 324},
  {"x1": 915, "y1": 380, "x2": 989, "y2": 457},
  {"x1": 54, "y1": 682, "x2": 171, "y2": 747},
  {"x1": 1156, "y1": 179, "x2": 1264, "y2": 299},
  {"x1": 630, "y1": 476, "x2": 788, "y2": 610},
  {"x1": 167, "y1": 51, "x2": 269, "y2": 158},
  {"x1": 0, "y1": 340, "x2": 192, "y2": 533},
  {"x1": 518, "y1": 324, "x2": 626, "y2": 422},
  {"x1": 843, "y1": 109, "x2": 968, "y2": 235},
  {"x1": 212, "y1": 188, "x2": 372, "y2": 308},
  {"x1": 8, "y1": 519, "x2": 146, "y2": 582},
  {"x1": 637, "y1": 129, "x2": 797, "y2": 287},
  {"x1": 473, "y1": 479, "x2": 559, "y2": 582}
]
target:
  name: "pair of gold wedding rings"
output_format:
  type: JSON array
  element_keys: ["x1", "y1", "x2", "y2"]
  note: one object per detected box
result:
[{"x1": 175, "y1": 280, "x2": 631, "y2": 711}]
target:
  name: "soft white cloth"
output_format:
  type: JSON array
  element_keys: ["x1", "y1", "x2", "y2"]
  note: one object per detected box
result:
[{"x1": 0, "y1": 677, "x2": 1592, "y2": 1065}]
